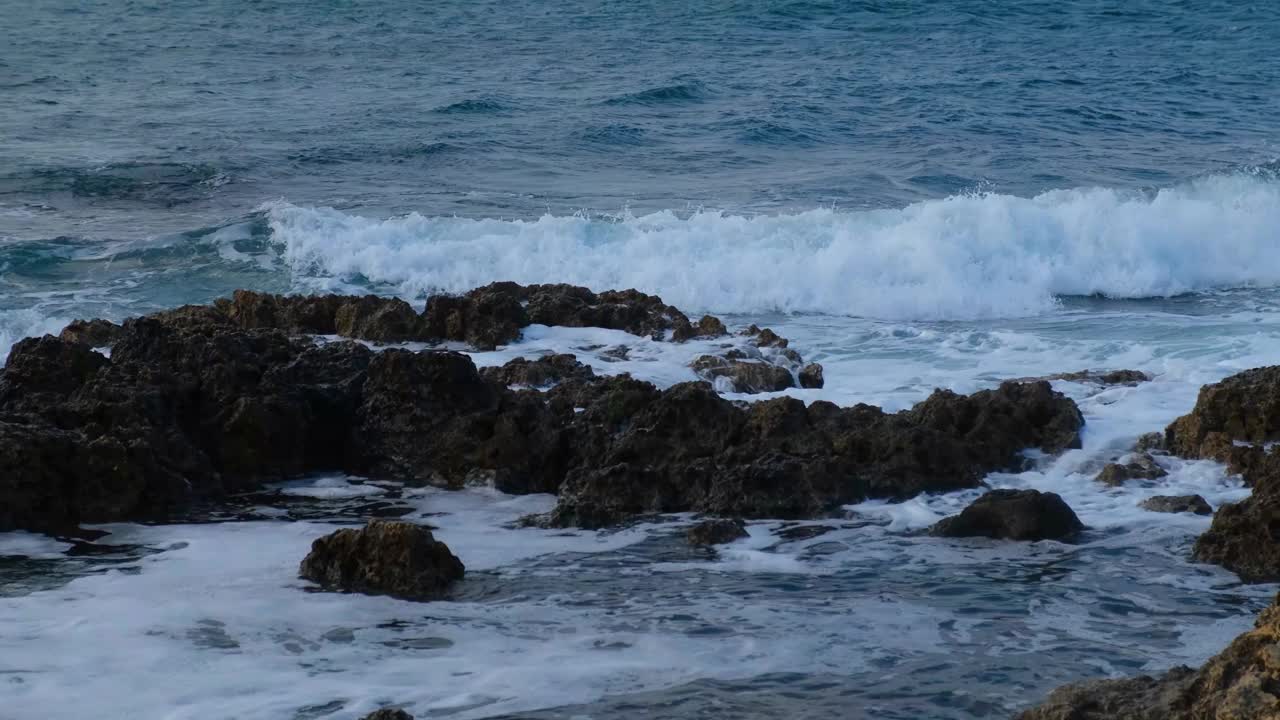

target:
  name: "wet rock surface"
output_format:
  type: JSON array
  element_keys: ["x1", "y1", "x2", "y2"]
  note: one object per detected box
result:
[
  {"x1": 691, "y1": 355, "x2": 795, "y2": 393},
  {"x1": 1139, "y1": 494, "x2": 1212, "y2": 515},
  {"x1": 0, "y1": 287, "x2": 1085, "y2": 532},
  {"x1": 1012, "y1": 369, "x2": 1152, "y2": 386},
  {"x1": 298, "y1": 519, "x2": 464, "y2": 601},
  {"x1": 1165, "y1": 365, "x2": 1280, "y2": 461},
  {"x1": 57, "y1": 318, "x2": 124, "y2": 348},
  {"x1": 686, "y1": 518, "x2": 749, "y2": 546},
  {"x1": 1095, "y1": 453, "x2": 1168, "y2": 486},
  {"x1": 930, "y1": 489, "x2": 1084, "y2": 541},
  {"x1": 361, "y1": 711, "x2": 415, "y2": 720},
  {"x1": 1016, "y1": 592, "x2": 1280, "y2": 720}
]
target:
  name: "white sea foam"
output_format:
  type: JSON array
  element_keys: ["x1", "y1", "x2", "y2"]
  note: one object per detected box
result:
[{"x1": 264, "y1": 173, "x2": 1280, "y2": 321}]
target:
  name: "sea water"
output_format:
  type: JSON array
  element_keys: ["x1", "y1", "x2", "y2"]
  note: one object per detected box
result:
[{"x1": 2, "y1": 1, "x2": 1279, "y2": 718}]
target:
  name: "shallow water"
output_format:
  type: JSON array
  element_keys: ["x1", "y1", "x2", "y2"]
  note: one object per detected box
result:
[{"x1": 3, "y1": 1, "x2": 1280, "y2": 718}]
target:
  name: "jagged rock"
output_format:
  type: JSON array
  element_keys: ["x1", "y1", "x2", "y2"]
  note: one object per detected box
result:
[
  {"x1": 1095, "y1": 454, "x2": 1168, "y2": 486},
  {"x1": 742, "y1": 325, "x2": 788, "y2": 348},
  {"x1": 1015, "y1": 592, "x2": 1280, "y2": 719},
  {"x1": 687, "y1": 518, "x2": 749, "y2": 545},
  {"x1": 1139, "y1": 494, "x2": 1212, "y2": 515},
  {"x1": 1194, "y1": 483, "x2": 1280, "y2": 582},
  {"x1": 299, "y1": 520, "x2": 464, "y2": 601},
  {"x1": 58, "y1": 318, "x2": 124, "y2": 348},
  {"x1": 352, "y1": 349, "x2": 568, "y2": 494},
  {"x1": 332, "y1": 296, "x2": 423, "y2": 343},
  {"x1": 479, "y1": 354, "x2": 595, "y2": 388},
  {"x1": 929, "y1": 489, "x2": 1083, "y2": 541},
  {"x1": 799, "y1": 363, "x2": 824, "y2": 389},
  {"x1": 691, "y1": 355, "x2": 794, "y2": 393},
  {"x1": 0, "y1": 288, "x2": 1085, "y2": 533},
  {"x1": 688, "y1": 315, "x2": 728, "y2": 339},
  {"x1": 1165, "y1": 365, "x2": 1280, "y2": 461},
  {"x1": 422, "y1": 282, "x2": 528, "y2": 350},
  {"x1": 549, "y1": 380, "x2": 1083, "y2": 528},
  {"x1": 362, "y1": 711, "x2": 414, "y2": 720}
]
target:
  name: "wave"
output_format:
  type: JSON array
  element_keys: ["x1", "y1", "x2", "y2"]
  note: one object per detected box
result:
[{"x1": 262, "y1": 172, "x2": 1280, "y2": 321}]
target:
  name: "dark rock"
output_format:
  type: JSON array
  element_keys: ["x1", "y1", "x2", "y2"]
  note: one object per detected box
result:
[
  {"x1": 548, "y1": 380, "x2": 1084, "y2": 528},
  {"x1": 1095, "y1": 454, "x2": 1168, "y2": 486},
  {"x1": 691, "y1": 355, "x2": 795, "y2": 393},
  {"x1": 799, "y1": 363, "x2": 824, "y2": 389},
  {"x1": 352, "y1": 349, "x2": 567, "y2": 494},
  {"x1": 742, "y1": 325, "x2": 788, "y2": 348},
  {"x1": 298, "y1": 520, "x2": 464, "y2": 601},
  {"x1": 362, "y1": 711, "x2": 414, "y2": 720},
  {"x1": 480, "y1": 354, "x2": 595, "y2": 388},
  {"x1": 1165, "y1": 365, "x2": 1280, "y2": 461},
  {"x1": 422, "y1": 282, "x2": 528, "y2": 350},
  {"x1": 690, "y1": 315, "x2": 728, "y2": 338},
  {"x1": 58, "y1": 319, "x2": 124, "y2": 348},
  {"x1": 929, "y1": 489, "x2": 1083, "y2": 541},
  {"x1": 333, "y1": 296, "x2": 423, "y2": 343},
  {"x1": 687, "y1": 518, "x2": 749, "y2": 546},
  {"x1": 1013, "y1": 369, "x2": 1151, "y2": 386},
  {"x1": 1, "y1": 335, "x2": 109, "y2": 401},
  {"x1": 1015, "y1": 592, "x2": 1280, "y2": 720},
  {"x1": 1139, "y1": 495, "x2": 1212, "y2": 515},
  {"x1": 1194, "y1": 466, "x2": 1280, "y2": 582}
]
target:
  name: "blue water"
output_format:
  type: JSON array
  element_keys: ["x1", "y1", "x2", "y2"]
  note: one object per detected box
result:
[{"x1": 3, "y1": 2, "x2": 1280, "y2": 719}]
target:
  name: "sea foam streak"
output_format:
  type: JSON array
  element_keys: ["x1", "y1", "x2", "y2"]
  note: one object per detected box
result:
[{"x1": 265, "y1": 173, "x2": 1280, "y2": 321}]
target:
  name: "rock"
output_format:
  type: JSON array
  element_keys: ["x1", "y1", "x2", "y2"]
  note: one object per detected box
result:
[
  {"x1": 548, "y1": 380, "x2": 1084, "y2": 528},
  {"x1": 1139, "y1": 494, "x2": 1212, "y2": 515},
  {"x1": 1095, "y1": 454, "x2": 1168, "y2": 486},
  {"x1": 929, "y1": 489, "x2": 1083, "y2": 541},
  {"x1": 687, "y1": 518, "x2": 749, "y2": 545},
  {"x1": 742, "y1": 324, "x2": 788, "y2": 348},
  {"x1": 1165, "y1": 365, "x2": 1280, "y2": 460},
  {"x1": 1013, "y1": 369, "x2": 1151, "y2": 386},
  {"x1": 352, "y1": 349, "x2": 568, "y2": 494},
  {"x1": 361, "y1": 711, "x2": 414, "y2": 720},
  {"x1": 298, "y1": 520, "x2": 464, "y2": 601},
  {"x1": 1015, "y1": 592, "x2": 1280, "y2": 720},
  {"x1": 690, "y1": 315, "x2": 728, "y2": 338},
  {"x1": 422, "y1": 282, "x2": 528, "y2": 350},
  {"x1": 58, "y1": 319, "x2": 124, "y2": 348},
  {"x1": 479, "y1": 354, "x2": 595, "y2": 388},
  {"x1": 799, "y1": 363, "x2": 824, "y2": 389},
  {"x1": 1194, "y1": 490, "x2": 1280, "y2": 583},
  {"x1": 332, "y1": 296, "x2": 423, "y2": 343},
  {"x1": 1134, "y1": 431, "x2": 1166, "y2": 453},
  {"x1": 691, "y1": 355, "x2": 795, "y2": 393}
]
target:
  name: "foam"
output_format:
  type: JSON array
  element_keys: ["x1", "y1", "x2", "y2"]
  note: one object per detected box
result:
[{"x1": 264, "y1": 173, "x2": 1280, "y2": 321}]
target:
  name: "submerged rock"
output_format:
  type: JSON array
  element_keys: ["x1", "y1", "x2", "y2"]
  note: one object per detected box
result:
[
  {"x1": 1016, "y1": 592, "x2": 1280, "y2": 719},
  {"x1": 1013, "y1": 369, "x2": 1151, "y2": 386},
  {"x1": 930, "y1": 489, "x2": 1083, "y2": 541},
  {"x1": 1095, "y1": 453, "x2": 1168, "y2": 486},
  {"x1": 298, "y1": 520, "x2": 464, "y2": 601},
  {"x1": 361, "y1": 710, "x2": 414, "y2": 720},
  {"x1": 1134, "y1": 431, "x2": 1166, "y2": 453},
  {"x1": 687, "y1": 518, "x2": 749, "y2": 546},
  {"x1": 1139, "y1": 494, "x2": 1212, "y2": 515}
]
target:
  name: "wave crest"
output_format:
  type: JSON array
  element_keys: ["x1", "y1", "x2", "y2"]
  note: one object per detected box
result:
[{"x1": 263, "y1": 173, "x2": 1280, "y2": 320}]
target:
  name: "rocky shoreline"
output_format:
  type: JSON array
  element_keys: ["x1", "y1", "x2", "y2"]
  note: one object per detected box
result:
[{"x1": 3, "y1": 282, "x2": 1280, "y2": 717}]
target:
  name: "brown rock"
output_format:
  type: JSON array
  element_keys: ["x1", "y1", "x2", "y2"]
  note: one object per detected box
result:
[
  {"x1": 799, "y1": 363, "x2": 824, "y2": 389},
  {"x1": 1096, "y1": 454, "x2": 1168, "y2": 486},
  {"x1": 691, "y1": 355, "x2": 795, "y2": 393},
  {"x1": 930, "y1": 489, "x2": 1083, "y2": 541},
  {"x1": 1140, "y1": 494, "x2": 1212, "y2": 515},
  {"x1": 1166, "y1": 366, "x2": 1280, "y2": 460},
  {"x1": 1015, "y1": 592, "x2": 1280, "y2": 720},
  {"x1": 58, "y1": 319, "x2": 124, "y2": 348},
  {"x1": 299, "y1": 520, "x2": 464, "y2": 601},
  {"x1": 687, "y1": 518, "x2": 749, "y2": 546},
  {"x1": 479, "y1": 354, "x2": 595, "y2": 388}
]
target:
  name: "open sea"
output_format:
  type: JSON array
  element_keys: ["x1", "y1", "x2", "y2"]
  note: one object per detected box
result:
[{"x1": 3, "y1": 1, "x2": 1280, "y2": 718}]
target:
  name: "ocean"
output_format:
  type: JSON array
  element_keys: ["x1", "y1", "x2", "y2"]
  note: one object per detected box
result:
[{"x1": 2, "y1": 1, "x2": 1279, "y2": 718}]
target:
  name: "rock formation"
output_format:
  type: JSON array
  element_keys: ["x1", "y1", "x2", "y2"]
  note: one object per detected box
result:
[
  {"x1": 930, "y1": 489, "x2": 1083, "y2": 541},
  {"x1": 299, "y1": 520, "x2": 464, "y2": 601}
]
